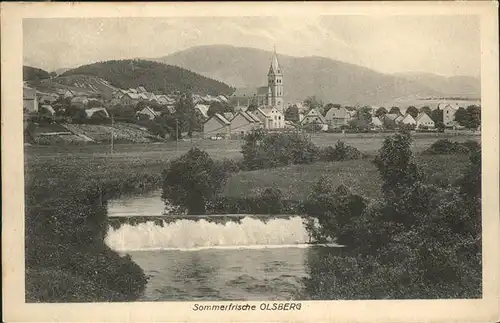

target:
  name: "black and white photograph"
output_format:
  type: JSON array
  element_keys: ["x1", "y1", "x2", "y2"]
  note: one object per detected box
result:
[{"x1": 2, "y1": 2, "x2": 499, "y2": 322}]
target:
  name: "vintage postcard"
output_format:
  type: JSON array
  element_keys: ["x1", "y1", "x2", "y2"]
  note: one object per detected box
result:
[{"x1": 2, "y1": 1, "x2": 499, "y2": 322}]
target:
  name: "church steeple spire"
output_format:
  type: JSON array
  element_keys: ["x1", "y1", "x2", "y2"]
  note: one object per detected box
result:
[
  {"x1": 267, "y1": 46, "x2": 284, "y2": 111},
  {"x1": 268, "y1": 46, "x2": 282, "y2": 76}
]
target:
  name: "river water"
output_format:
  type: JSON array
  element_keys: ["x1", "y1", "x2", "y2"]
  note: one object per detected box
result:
[{"x1": 105, "y1": 190, "x2": 339, "y2": 301}]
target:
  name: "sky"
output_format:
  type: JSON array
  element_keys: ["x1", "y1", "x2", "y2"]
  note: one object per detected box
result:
[{"x1": 23, "y1": 15, "x2": 480, "y2": 77}]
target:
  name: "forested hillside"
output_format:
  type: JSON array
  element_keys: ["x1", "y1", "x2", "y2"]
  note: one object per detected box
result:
[
  {"x1": 23, "y1": 66, "x2": 51, "y2": 81},
  {"x1": 62, "y1": 59, "x2": 235, "y2": 96}
]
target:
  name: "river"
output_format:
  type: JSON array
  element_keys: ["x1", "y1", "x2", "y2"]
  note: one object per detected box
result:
[{"x1": 105, "y1": 190, "x2": 340, "y2": 301}]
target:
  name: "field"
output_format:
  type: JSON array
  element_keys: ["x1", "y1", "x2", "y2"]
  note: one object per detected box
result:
[
  {"x1": 25, "y1": 132, "x2": 477, "y2": 203},
  {"x1": 223, "y1": 155, "x2": 471, "y2": 201},
  {"x1": 26, "y1": 131, "x2": 479, "y2": 160}
]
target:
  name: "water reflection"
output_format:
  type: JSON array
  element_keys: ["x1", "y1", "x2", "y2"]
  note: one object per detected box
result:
[{"x1": 127, "y1": 246, "x2": 339, "y2": 301}]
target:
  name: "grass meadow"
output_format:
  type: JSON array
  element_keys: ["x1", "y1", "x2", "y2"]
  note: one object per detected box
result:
[{"x1": 23, "y1": 133, "x2": 478, "y2": 301}]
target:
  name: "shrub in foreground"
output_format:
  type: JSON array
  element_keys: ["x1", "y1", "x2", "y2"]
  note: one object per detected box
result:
[
  {"x1": 162, "y1": 148, "x2": 229, "y2": 214},
  {"x1": 319, "y1": 141, "x2": 363, "y2": 162},
  {"x1": 303, "y1": 132, "x2": 481, "y2": 299},
  {"x1": 424, "y1": 139, "x2": 479, "y2": 155}
]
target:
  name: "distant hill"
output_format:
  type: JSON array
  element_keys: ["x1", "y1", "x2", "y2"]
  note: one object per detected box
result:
[
  {"x1": 23, "y1": 66, "x2": 50, "y2": 81},
  {"x1": 61, "y1": 59, "x2": 235, "y2": 96},
  {"x1": 153, "y1": 45, "x2": 480, "y2": 106},
  {"x1": 392, "y1": 72, "x2": 480, "y2": 99}
]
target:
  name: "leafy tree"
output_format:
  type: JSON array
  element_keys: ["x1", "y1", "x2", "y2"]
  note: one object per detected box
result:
[
  {"x1": 454, "y1": 107, "x2": 468, "y2": 126},
  {"x1": 375, "y1": 107, "x2": 388, "y2": 118},
  {"x1": 161, "y1": 148, "x2": 229, "y2": 214},
  {"x1": 23, "y1": 66, "x2": 50, "y2": 81},
  {"x1": 303, "y1": 96, "x2": 324, "y2": 111},
  {"x1": 389, "y1": 106, "x2": 401, "y2": 115},
  {"x1": 356, "y1": 106, "x2": 372, "y2": 122},
  {"x1": 246, "y1": 104, "x2": 258, "y2": 113},
  {"x1": 373, "y1": 132, "x2": 423, "y2": 202},
  {"x1": 240, "y1": 129, "x2": 319, "y2": 170},
  {"x1": 430, "y1": 108, "x2": 443, "y2": 124},
  {"x1": 465, "y1": 105, "x2": 481, "y2": 129},
  {"x1": 207, "y1": 101, "x2": 233, "y2": 117},
  {"x1": 406, "y1": 106, "x2": 419, "y2": 118},
  {"x1": 420, "y1": 106, "x2": 432, "y2": 115},
  {"x1": 323, "y1": 103, "x2": 341, "y2": 115},
  {"x1": 284, "y1": 104, "x2": 300, "y2": 122}
]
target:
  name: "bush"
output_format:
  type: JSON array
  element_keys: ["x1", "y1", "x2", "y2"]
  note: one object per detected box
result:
[
  {"x1": 303, "y1": 132, "x2": 481, "y2": 299},
  {"x1": 319, "y1": 141, "x2": 363, "y2": 162},
  {"x1": 162, "y1": 148, "x2": 229, "y2": 214},
  {"x1": 241, "y1": 129, "x2": 319, "y2": 170},
  {"x1": 216, "y1": 158, "x2": 241, "y2": 173},
  {"x1": 424, "y1": 139, "x2": 478, "y2": 155}
]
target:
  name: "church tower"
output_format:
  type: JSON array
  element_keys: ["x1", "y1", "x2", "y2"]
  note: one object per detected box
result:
[{"x1": 267, "y1": 47, "x2": 284, "y2": 112}]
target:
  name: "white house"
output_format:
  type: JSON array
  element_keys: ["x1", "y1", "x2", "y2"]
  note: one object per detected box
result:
[
  {"x1": 23, "y1": 86, "x2": 38, "y2": 113},
  {"x1": 136, "y1": 106, "x2": 160, "y2": 120},
  {"x1": 441, "y1": 104, "x2": 458, "y2": 127},
  {"x1": 194, "y1": 104, "x2": 210, "y2": 119},
  {"x1": 252, "y1": 106, "x2": 285, "y2": 129},
  {"x1": 203, "y1": 113, "x2": 231, "y2": 138},
  {"x1": 324, "y1": 107, "x2": 351, "y2": 128},
  {"x1": 415, "y1": 112, "x2": 435, "y2": 129},
  {"x1": 371, "y1": 116, "x2": 383, "y2": 128},
  {"x1": 301, "y1": 108, "x2": 328, "y2": 131},
  {"x1": 401, "y1": 114, "x2": 416, "y2": 126}
]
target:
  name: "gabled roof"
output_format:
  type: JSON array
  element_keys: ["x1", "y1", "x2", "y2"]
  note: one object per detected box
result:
[
  {"x1": 195, "y1": 104, "x2": 209, "y2": 118},
  {"x1": 415, "y1": 112, "x2": 433, "y2": 122},
  {"x1": 236, "y1": 110, "x2": 257, "y2": 123},
  {"x1": 325, "y1": 107, "x2": 349, "y2": 120},
  {"x1": 395, "y1": 115, "x2": 404, "y2": 122},
  {"x1": 247, "y1": 111, "x2": 262, "y2": 123},
  {"x1": 137, "y1": 106, "x2": 160, "y2": 118},
  {"x1": 231, "y1": 87, "x2": 259, "y2": 98},
  {"x1": 40, "y1": 105, "x2": 55, "y2": 115},
  {"x1": 211, "y1": 113, "x2": 230, "y2": 125},
  {"x1": 401, "y1": 114, "x2": 416, "y2": 123},
  {"x1": 137, "y1": 86, "x2": 147, "y2": 93},
  {"x1": 85, "y1": 107, "x2": 109, "y2": 118}
]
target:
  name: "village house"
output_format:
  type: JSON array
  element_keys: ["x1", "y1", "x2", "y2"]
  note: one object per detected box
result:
[
  {"x1": 415, "y1": 112, "x2": 435, "y2": 129},
  {"x1": 23, "y1": 86, "x2": 38, "y2": 113},
  {"x1": 324, "y1": 106, "x2": 351, "y2": 128},
  {"x1": 136, "y1": 106, "x2": 160, "y2": 121},
  {"x1": 440, "y1": 103, "x2": 459, "y2": 127},
  {"x1": 194, "y1": 104, "x2": 210, "y2": 120},
  {"x1": 301, "y1": 108, "x2": 328, "y2": 131},
  {"x1": 230, "y1": 110, "x2": 262, "y2": 135},
  {"x1": 85, "y1": 107, "x2": 110, "y2": 119},
  {"x1": 252, "y1": 106, "x2": 285, "y2": 129},
  {"x1": 382, "y1": 113, "x2": 400, "y2": 128},
  {"x1": 119, "y1": 92, "x2": 142, "y2": 106},
  {"x1": 203, "y1": 113, "x2": 231, "y2": 138},
  {"x1": 371, "y1": 116, "x2": 383, "y2": 129},
  {"x1": 400, "y1": 114, "x2": 417, "y2": 126}
]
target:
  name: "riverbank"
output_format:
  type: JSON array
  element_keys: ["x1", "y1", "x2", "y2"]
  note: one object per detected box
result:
[{"x1": 24, "y1": 135, "x2": 477, "y2": 301}]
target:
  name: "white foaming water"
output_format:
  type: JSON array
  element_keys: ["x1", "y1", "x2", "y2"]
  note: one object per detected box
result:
[{"x1": 105, "y1": 216, "x2": 310, "y2": 251}]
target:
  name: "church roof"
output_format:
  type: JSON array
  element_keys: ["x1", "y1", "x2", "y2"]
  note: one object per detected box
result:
[{"x1": 268, "y1": 49, "x2": 282, "y2": 75}]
